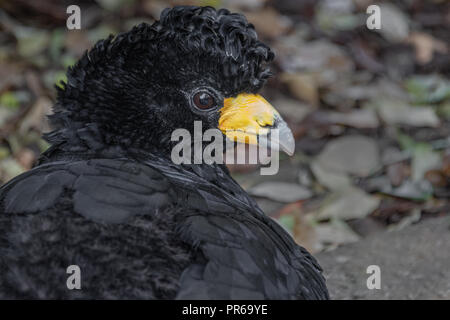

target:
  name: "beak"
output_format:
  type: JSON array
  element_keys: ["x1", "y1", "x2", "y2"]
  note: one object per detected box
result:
[{"x1": 219, "y1": 93, "x2": 295, "y2": 156}]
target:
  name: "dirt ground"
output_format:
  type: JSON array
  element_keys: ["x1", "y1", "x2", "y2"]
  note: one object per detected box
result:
[{"x1": 318, "y1": 215, "x2": 450, "y2": 299}]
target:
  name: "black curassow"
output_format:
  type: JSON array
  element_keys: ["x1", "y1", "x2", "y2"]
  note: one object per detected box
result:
[{"x1": 0, "y1": 6, "x2": 329, "y2": 299}]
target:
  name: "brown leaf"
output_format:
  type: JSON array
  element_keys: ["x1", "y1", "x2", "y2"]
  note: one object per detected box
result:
[
  {"x1": 387, "y1": 162, "x2": 410, "y2": 187},
  {"x1": 442, "y1": 152, "x2": 450, "y2": 178},
  {"x1": 316, "y1": 135, "x2": 381, "y2": 177},
  {"x1": 322, "y1": 109, "x2": 380, "y2": 129},
  {"x1": 274, "y1": 202, "x2": 318, "y2": 253},
  {"x1": 425, "y1": 169, "x2": 447, "y2": 188},
  {"x1": 407, "y1": 32, "x2": 448, "y2": 65},
  {"x1": 246, "y1": 8, "x2": 292, "y2": 39},
  {"x1": 19, "y1": 97, "x2": 53, "y2": 133},
  {"x1": 65, "y1": 30, "x2": 92, "y2": 56},
  {"x1": 16, "y1": 148, "x2": 36, "y2": 170},
  {"x1": 280, "y1": 72, "x2": 319, "y2": 106}
]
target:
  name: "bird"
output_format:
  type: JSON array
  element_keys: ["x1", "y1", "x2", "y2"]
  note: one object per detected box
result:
[{"x1": 0, "y1": 6, "x2": 329, "y2": 299}]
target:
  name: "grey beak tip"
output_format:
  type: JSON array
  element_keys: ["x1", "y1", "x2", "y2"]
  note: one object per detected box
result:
[{"x1": 276, "y1": 118, "x2": 296, "y2": 156}]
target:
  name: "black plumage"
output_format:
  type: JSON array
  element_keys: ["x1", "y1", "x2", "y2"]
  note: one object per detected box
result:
[{"x1": 0, "y1": 6, "x2": 329, "y2": 299}]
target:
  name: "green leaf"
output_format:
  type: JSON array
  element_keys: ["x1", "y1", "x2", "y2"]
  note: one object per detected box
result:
[
  {"x1": 62, "y1": 54, "x2": 77, "y2": 69},
  {"x1": 0, "y1": 91, "x2": 19, "y2": 109},
  {"x1": 396, "y1": 132, "x2": 417, "y2": 151},
  {"x1": 412, "y1": 144, "x2": 441, "y2": 181},
  {"x1": 16, "y1": 28, "x2": 50, "y2": 58},
  {"x1": 0, "y1": 146, "x2": 10, "y2": 160},
  {"x1": 277, "y1": 215, "x2": 295, "y2": 234},
  {"x1": 406, "y1": 75, "x2": 450, "y2": 105},
  {"x1": 437, "y1": 101, "x2": 450, "y2": 120}
]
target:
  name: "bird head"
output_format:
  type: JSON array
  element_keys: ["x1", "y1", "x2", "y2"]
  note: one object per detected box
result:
[{"x1": 48, "y1": 6, "x2": 294, "y2": 160}]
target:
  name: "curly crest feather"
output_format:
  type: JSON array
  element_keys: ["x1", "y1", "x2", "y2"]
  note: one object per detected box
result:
[{"x1": 45, "y1": 6, "x2": 274, "y2": 158}]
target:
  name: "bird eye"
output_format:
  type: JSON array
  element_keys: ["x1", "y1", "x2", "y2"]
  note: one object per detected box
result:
[{"x1": 193, "y1": 91, "x2": 215, "y2": 110}]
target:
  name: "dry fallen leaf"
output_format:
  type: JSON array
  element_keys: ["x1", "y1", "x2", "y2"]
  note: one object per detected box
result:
[
  {"x1": 316, "y1": 186, "x2": 380, "y2": 220},
  {"x1": 311, "y1": 161, "x2": 351, "y2": 191},
  {"x1": 324, "y1": 109, "x2": 380, "y2": 129},
  {"x1": 273, "y1": 202, "x2": 318, "y2": 253},
  {"x1": 16, "y1": 148, "x2": 36, "y2": 170},
  {"x1": 424, "y1": 169, "x2": 447, "y2": 188},
  {"x1": 0, "y1": 158, "x2": 25, "y2": 183},
  {"x1": 246, "y1": 7, "x2": 292, "y2": 39},
  {"x1": 271, "y1": 98, "x2": 313, "y2": 123},
  {"x1": 19, "y1": 96, "x2": 53, "y2": 133},
  {"x1": 281, "y1": 72, "x2": 319, "y2": 106},
  {"x1": 375, "y1": 99, "x2": 440, "y2": 128},
  {"x1": 411, "y1": 144, "x2": 441, "y2": 182},
  {"x1": 387, "y1": 162, "x2": 410, "y2": 187},
  {"x1": 316, "y1": 135, "x2": 381, "y2": 177},
  {"x1": 249, "y1": 181, "x2": 313, "y2": 202},
  {"x1": 315, "y1": 219, "x2": 360, "y2": 250},
  {"x1": 378, "y1": 3, "x2": 410, "y2": 42},
  {"x1": 406, "y1": 32, "x2": 448, "y2": 65},
  {"x1": 64, "y1": 30, "x2": 92, "y2": 56}
]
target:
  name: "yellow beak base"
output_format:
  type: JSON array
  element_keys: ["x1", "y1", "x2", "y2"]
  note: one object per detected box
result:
[
  {"x1": 219, "y1": 93, "x2": 278, "y2": 145},
  {"x1": 218, "y1": 93, "x2": 295, "y2": 156}
]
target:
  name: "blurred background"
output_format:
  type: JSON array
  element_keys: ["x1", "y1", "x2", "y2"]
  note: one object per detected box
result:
[{"x1": 0, "y1": 0, "x2": 449, "y2": 298}]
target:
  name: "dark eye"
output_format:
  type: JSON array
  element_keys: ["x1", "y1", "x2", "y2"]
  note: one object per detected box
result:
[{"x1": 193, "y1": 91, "x2": 215, "y2": 110}]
